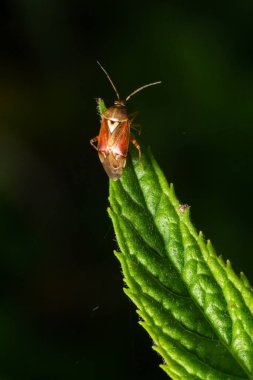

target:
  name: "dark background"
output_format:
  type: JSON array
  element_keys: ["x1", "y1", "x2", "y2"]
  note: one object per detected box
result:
[{"x1": 0, "y1": 1, "x2": 253, "y2": 379}]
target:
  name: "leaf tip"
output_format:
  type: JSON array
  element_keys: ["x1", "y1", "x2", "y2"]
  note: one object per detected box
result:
[
  {"x1": 218, "y1": 254, "x2": 225, "y2": 265},
  {"x1": 198, "y1": 231, "x2": 208, "y2": 251},
  {"x1": 240, "y1": 272, "x2": 251, "y2": 288},
  {"x1": 169, "y1": 183, "x2": 176, "y2": 196},
  {"x1": 113, "y1": 250, "x2": 121, "y2": 259},
  {"x1": 107, "y1": 207, "x2": 113, "y2": 216},
  {"x1": 178, "y1": 203, "x2": 190, "y2": 214},
  {"x1": 198, "y1": 230, "x2": 205, "y2": 240},
  {"x1": 123, "y1": 288, "x2": 132, "y2": 298},
  {"x1": 207, "y1": 239, "x2": 217, "y2": 256},
  {"x1": 226, "y1": 259, "x2": 232, "y2": 269}
]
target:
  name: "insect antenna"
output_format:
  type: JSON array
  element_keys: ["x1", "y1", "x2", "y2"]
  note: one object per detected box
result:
[
  {"x1": 97, "y1": 61, "x2": 120, "y2": 100},
  {"x1": 126, "y1": 81, "x2": 161, "y2": 102}
]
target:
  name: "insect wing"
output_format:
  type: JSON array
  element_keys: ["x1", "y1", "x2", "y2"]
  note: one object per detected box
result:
[
  {"x1": 109, "y1": 120, "x2": 130, "y2": 157},
  {"x1": 97, "y1": 117, "x2": 110, "y2": 161},
  {"x1": 101, "y1": 153, "x2": 126, "y2": 181},
  {"x1": 102, "y1": 120, "x2": 130, "y2": 181}
]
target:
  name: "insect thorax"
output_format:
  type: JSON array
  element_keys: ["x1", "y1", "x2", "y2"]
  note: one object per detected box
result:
[{"x1": 103, "y1": 105, "x2": 128, "y2": 123}]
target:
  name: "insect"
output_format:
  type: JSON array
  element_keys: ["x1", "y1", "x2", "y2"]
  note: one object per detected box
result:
[{"x1": 90, "y1": 61, "x2": 161, "y2": 181}]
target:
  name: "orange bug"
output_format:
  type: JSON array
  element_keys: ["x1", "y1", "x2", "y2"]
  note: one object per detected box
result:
[{"x1": 90, "y1": 62, "x2": 161, "y2": 181}]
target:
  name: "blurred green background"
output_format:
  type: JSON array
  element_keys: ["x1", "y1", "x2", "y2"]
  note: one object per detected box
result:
[{"x1": 0, "y1": 1, "x2": 253, "y2": 379}]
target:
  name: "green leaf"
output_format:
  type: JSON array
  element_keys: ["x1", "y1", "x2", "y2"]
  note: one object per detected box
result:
[
  {"x1": 108, "y1": 146, "x2": 253, "y2": 380},
  {"x1": 96, "y1": 98, "x2": 107, "y2": 120}
]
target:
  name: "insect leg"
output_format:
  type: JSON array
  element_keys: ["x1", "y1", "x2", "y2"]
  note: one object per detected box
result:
[
  {"x1": 130, "y1": 123, "x2": 142, "y2": 135},
  {"x1": 129, "y1": 111, "x2": 138, "y2": 123},
  {"x1": 129, "y1": 111, "x2": 141, "y2": 134},
  {"x1": 90, "y1": 136, "x2": 99, "y2": 151},
  {"x1": 130, "y1": 135, "x2": 141, "y2": 159}
]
